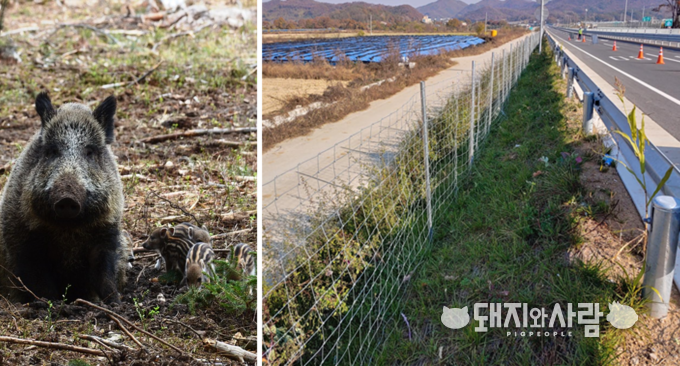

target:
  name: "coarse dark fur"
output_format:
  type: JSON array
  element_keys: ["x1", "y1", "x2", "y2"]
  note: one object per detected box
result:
[
  {"x1": 142, "y1": 222, "x2": 211, "y2": 276},
  {"x1": 184, "y1": 242, "x2": 215, "y2": 288},
  {"x1": 232, "y1": 242, "x2": 255, "y2": 277},
  {"x1": 0, "y1": 92, "x2": 126, "y2": 303}
]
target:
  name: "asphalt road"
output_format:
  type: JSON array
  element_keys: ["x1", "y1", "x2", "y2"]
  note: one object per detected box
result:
[{"x1": 549, "y1": 28, "x2": 680, "y2": 139}]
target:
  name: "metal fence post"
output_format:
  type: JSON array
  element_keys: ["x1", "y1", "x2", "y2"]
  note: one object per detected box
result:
[
  {"x1": 643, "y1": 196, "x2": 680, "y2": 318},
  {"x1": 509, "y1": 43, "x2": 514, "y2": 87},
  {"x1": 487, "y1": 52, "x2": 495, "y2": 136},
  {"x1": 566, "y1": 67, "x2": 575, "y2": 99},
  {"x1": 582, "y1": 92, "x2": 595, "y2": 135},
  {"x1": 469, "y1": 61, "x2": 476, "y2": 166},
  {"x1": 420, "y1": 82, "x2": 433, "y2": 241},
  {"x1": 561, "y1": 57, "x2": 567, "y2": 79},
  {"x1": 502, "y1": 49, "x2": 507, "y2": 104}
]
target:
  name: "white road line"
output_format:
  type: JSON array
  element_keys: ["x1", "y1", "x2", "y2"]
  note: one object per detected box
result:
[
  {"x1": 551, "y1": 32, "x2": 680, "y2": 107},
  {"x1": 619, "y1": 56, "x2": 629, "y2": 61},
  {"x1": 609, "y1": 56, "x2": 618, "y2": 61},
  {"x1": 646, "y1": 53, "x2": 680, "y2": 63}
]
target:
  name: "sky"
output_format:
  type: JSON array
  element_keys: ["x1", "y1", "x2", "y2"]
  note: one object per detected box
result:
[{"x1": 263, "y1": 0, "x2": 483, "y2": 6}]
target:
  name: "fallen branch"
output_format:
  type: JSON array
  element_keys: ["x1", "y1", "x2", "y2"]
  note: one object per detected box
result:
[
  {"x1": 211, "y1": 228, "x2": 252, "y2": 239},
  {"x1": 0, "y1": 336, "x2": 106, "y2": 356},
  {"x1": 140, "y1": 127, "x2": 257, "y2": 144},
  {"x1": 151, "y1": 22, "x2": 213, "y2": 51},
  {"x1": 79, "y1": 335, "x2": 137, "y2": 352},
  {"x1": 108, "y1": 314, "x2": 145, "y2": 350},
  {"x1": 233, "y1": 175, "x2": 256, "y2": 182},
  {"x1": 120, "y1": 174, "x2": 156, "y2": 182},
  {"x1": 151, "y1": 191, "x2": 201, "y2": 227},
  {"x1": 203, "y1": 338, "x2": 257, "y2": 363},
  {"x1": 74, "y1": 299, "x2": 184, "y2": 354},
  {"x1": 0, "y1": 26, "x2": 39, "y2": 37},
  {"x1": 101, "y1": 60, "x2": 164, "y2": 89},
  {"x1": 130, "y1": 60, "x2": 164, "y2": 86},
  {"x1": 205, "y1": 139, "x2": 257, "y2": 147},
  {"x1": 57, "y1": 23, "x2": 120, "y2": 45}
]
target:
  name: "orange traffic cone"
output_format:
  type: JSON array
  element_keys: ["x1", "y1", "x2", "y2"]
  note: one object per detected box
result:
[
  {"x1": 568, "y1": 35, "x2": 571, "y2": 41},
  {"x1": 582, "y1": 35, "x2": 586, "y2": 43},
  {"x1": 612, "y1": 41, "x2": 617, "y2": 51},
  {"x1": 637, "y1": 44, "x2": 644, "y2": 59},
  {"x1": 657, "y1": 47, "x2": 665, "y2": 64}
]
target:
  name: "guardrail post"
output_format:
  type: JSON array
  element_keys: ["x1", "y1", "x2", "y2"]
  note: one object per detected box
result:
[
  {"x1": 469, "y1": 61, "x2": 476, "y2": 166},
  {"x1": 643, "y1": 196, "x2": 680, "y2": 318},
  {"x1": 566, "y1": 67, "x2": 575, "y2": 99},
  {"x1": 420, "y1": 81, "x2": 433, "y2": 242},
  {"x1": 582, "y1": 92, "x2": 595, "y2": 135},
  {"x1": 561, "y1": 57, "x2": 567, "y2": 79}
]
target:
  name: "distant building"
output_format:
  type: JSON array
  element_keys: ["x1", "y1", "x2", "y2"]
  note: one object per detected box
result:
[{"x1": 422, "y1": 15, "x2": 433, "y2": 24}]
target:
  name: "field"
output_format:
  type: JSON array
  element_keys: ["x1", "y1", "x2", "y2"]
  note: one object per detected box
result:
[
  {"x1": 263, "y1": 35, "x2": 485, "y2": 63},
  {"x1": 263, "y1": 78, "x2": 348, "y2": 115},
  {"x1": 262, "y1": 27, "x2": 528, "y2": 150},
  {"x1": 0, "y1": 1, "x2": 257, "y2": 365}
]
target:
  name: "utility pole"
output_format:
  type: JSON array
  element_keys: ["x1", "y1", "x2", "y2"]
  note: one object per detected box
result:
[
  {"x1": 624, "y1": 0, "x2": 628, "y2": 22},
  {"x1": 539, "y1": 0, "x2": 544, "y2": 53}
]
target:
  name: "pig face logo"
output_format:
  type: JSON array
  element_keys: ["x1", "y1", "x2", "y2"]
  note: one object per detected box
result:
[
  {"x1": 441, "y1": 306, "x2": 470, "y2": 329},
  {"x1": 606, "y1": 302, "x2": 638, "y2": 329}
]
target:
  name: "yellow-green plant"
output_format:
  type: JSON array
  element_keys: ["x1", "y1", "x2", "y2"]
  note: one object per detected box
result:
[{"x1": 613, "y1": 80, "x2": 673, "y2": 223}]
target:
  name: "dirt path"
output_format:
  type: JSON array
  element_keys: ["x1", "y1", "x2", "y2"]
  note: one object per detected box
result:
[{"x1": 263, "y1": 32, "x2": 535, "y2": 212}]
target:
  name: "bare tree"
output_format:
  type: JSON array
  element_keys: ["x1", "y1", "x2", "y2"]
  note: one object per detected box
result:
[
  {"x1": 654, "y1": 0, "x2": 680, "y2": 28},
  {"x1": 0, "y1": 0, "x2": 9, "y2": 32}
]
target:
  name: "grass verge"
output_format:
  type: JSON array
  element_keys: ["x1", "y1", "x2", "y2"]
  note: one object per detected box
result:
[{"x1": 377, "y1": 43, "x2": 641, "y2": 365}]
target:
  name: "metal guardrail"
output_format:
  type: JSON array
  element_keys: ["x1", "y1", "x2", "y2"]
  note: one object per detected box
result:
[
  {"x1": 545, "y1": 30, "x2": 680, "y2": 304},
  {"x1": 556, "y1": 26, "x2": 680, "y2": 46},
  {"x1": 546, "y1": 31, "x2": 680, "y2": 202}
]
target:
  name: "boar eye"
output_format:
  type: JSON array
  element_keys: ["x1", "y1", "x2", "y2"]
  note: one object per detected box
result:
[
  {"x1": 45, "y1": 145, "x2": 59, "y2": 158},
  {"x1": 84, "y1": 146, "x2": 96, "y2": 159}
]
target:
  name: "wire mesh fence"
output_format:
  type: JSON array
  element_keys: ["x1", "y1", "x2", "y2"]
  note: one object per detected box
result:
[{"x1": 263, "y1": 32, "x2": 542, "y2": 365}]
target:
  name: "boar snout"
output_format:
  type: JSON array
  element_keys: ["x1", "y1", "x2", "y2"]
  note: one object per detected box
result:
[
  {"x1": 54, "y1": 197, "x2": 81, "y2": 218},
  {"x1": 50, "y1": 173, "x2": 86, "y2": 219}
]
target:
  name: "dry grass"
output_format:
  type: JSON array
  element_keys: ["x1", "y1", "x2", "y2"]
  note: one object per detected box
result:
[{"x1": 263, "y1": 28, "x2": 528, "y2": 151}]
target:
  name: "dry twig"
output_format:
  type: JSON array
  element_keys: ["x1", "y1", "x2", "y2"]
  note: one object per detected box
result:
[
  {"x1": 0, "y1": 336, "x2": 106, "y2": 356},
  {"x1": 79, "y1": 334, "x2": 138, "y2": 352},
  {"x1": 203, "y1": 338, "x2": 257, "y2": 363},
  {"x1": 140, "y1": 127, "x2": 257, "y2": 144},
  {"x1": 74, "y1": 299, "x2": 184, "y2": 354},
  {"x1": 108, "y1": 314, "x2": 145, "y2": 350}
]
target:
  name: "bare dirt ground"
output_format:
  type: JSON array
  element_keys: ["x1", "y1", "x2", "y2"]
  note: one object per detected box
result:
[
  {"x1": 263, "y1": 78, "x2": 348, "y2": 115},
  {"x1": 0, "y1": 1, "x2": 257, "y2": 365}
]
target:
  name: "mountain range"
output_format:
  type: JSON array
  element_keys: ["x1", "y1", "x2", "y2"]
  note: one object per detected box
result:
[
  {"x1": 263, "y1": 0, "x2": 422, "y2": 23},
  {"x1": 264, "y1": 0, "x2": 671, "y2": 24}
]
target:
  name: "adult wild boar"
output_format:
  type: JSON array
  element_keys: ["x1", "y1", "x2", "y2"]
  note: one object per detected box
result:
[{"x1": 0, "y1": 92, "x2": 127, "y2": 303}]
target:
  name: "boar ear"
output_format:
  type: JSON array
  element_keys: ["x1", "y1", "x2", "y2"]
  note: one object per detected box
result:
[
  {"x1": 93, "y1": 96, "x2": 117, "y2": 144},
  {"x1": 35, "y1": 92, "x2": 55, "y2": 127},
  {"x1": 187, "y1": 227, "x2": 194, "y2": 239}
]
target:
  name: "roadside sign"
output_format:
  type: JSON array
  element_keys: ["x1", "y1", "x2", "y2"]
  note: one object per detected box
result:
[
  {"x1": 664, "y1": 19, "x2": 673, "y2": 27},
  {"x1": 643, "y1": 16, "x2": 651, "y2": 22}
]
